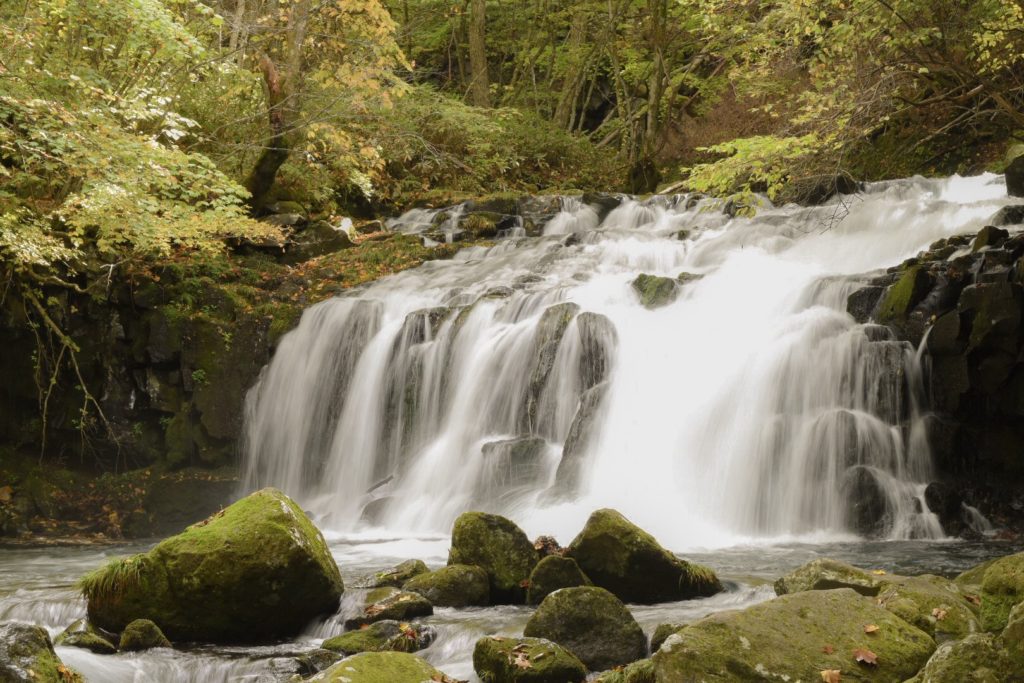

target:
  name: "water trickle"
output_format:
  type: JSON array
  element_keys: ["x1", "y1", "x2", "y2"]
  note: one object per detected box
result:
[{"x1": 244, "y1": 174, "x2": 1013, "y2": 548}]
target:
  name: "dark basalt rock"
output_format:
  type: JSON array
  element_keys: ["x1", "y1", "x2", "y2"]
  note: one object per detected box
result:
[
  {"x1": 990, "y1": 205, "x2": 1024, "y2": 227},
  {"x1": 1006, "y1": 155, "x2": 1024, "y2": 197}
]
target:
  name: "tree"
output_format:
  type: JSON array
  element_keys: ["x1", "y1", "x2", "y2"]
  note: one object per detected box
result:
[{"x1": 468, "y1": 0, "x2": 491, "y2": 106}]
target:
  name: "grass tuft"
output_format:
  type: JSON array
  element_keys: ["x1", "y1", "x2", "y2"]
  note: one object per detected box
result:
[{"x1": 79, "y1": 555, "x2": 145, "y2": 604}]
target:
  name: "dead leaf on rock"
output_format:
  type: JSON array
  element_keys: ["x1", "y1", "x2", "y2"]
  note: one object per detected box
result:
[
  {"x1": 863, "y1": 624, "x2": 879, "y2": 634},
  {"x1": 822, "y1": 644, "x2": 835, "y2": 655},
  {"x1": 932, "y1": 607, "x2": 947, "y2": 620},
  {"x1": 512, "y1": 652, "x2": 532, "y2": 669},
  {"x1": 853, "y1": 648, "x2": 878, "y2": 666},
  {"x1": 871, "y1": 569, "x2": 887, "y2": 576},
  {"x1": 820, "y1": 669, "x2": 841, "y2": 683}
]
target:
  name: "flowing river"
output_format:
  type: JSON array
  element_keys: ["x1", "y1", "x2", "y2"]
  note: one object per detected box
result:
[{"x1": 2, "y1": 173, "x2": 1021, "y2": 681}]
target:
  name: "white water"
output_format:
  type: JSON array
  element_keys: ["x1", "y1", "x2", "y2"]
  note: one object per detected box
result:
[{"x1": 244, "y1": 174, "x2": 1014, "y2": 549}]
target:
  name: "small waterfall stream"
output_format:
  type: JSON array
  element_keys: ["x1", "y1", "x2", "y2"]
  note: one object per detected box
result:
[{"x1": 243, "y1": 174, "x2": 1014, "y2": 548}]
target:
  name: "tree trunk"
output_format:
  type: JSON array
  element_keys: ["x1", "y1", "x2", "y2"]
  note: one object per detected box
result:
[
  {"x1": 467, "y1": 0, "x2": 490, "y2": 106},
  {"x1": 245, "y1": 54, "x2": 291, "y2": 212}
]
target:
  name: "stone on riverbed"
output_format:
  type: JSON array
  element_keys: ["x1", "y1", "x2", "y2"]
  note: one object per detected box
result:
[
  {"x1": 343, "y1": 588, "x2": 433, "y2": 630},
  {"x1": 593, "y1": 659, "x2": 655, "y2": 683},
  {"x1": 473, "y1": 636, "x2": 587, "y2": 683},
  {"x1": 905, "y1": 633, "x2": 1010, "y2": 682},
  {"x1": 774, "y1": 558, "x2": 885, "y2": 596},
  {"x1": 652, "y1": 588, "x2": 935, "y2": 682},
  {"x1": 79, "y1": 487, "x2": 343, "y2": 643},
  {"x1": 523, "y1": 586, "x2": 646, "y2": 671},
  {"x1": 358, "y1": 559, "x2": 428, "y2": 589},
  {"x1": 0, "y1": 622, "x2": 81, "y2": 682},
  {"x1": 649, "y1": 623, "x2": 685, "y2": 653},
  {"x1": 448, "y1": 512, "x2": 538, "y2": 603},
  {"x1": 979, "y1": 550, "x2": 1024, "y2": 631},
  {"x1": 54, "y1": 618, "x2": 117, "y2": 654},
  {"x1": 526, "y1": 555, "x2": 591, "y2": 605},
  {"x1": 322, "y1": 620, "x2": 435, "y2": 655},
  {"x1": 567, "y1": 508, "x2": 722, "y2": 603},
  {"x1": 118, "y1": 618, "x2": 171, "y2": 651},
  {"x1": 307, "y1": 651, "x2": 457, "y2": 682},
  {"x1": 403, "y1": 564, "x2": 489, "y2": 607}
]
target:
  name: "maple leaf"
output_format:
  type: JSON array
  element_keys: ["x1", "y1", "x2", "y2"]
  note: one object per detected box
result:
[
  {"x1": 853, "y1": 648, "x2": 878, "y2": 666},
  {"x1": 863, "y1": 624, "x2": 879, "y2": 634},
  {"x1": 932, "y1": 607, "x2": 948, "y2": 620},
  {"x1": 512, "y1": 652, "x2": 532, "y2": 669},
  {"x1": 820, "y1": 669, "x2": 841, "y2": 683},
  {"x1": 822, "y1": 645, "x2": 835, "y2": 655}
]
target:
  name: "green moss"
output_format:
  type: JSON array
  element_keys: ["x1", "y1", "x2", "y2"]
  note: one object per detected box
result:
[
  {"x1": 448, "y1": 512, "x2": 538, "y2": 604},
  {"x1": 594, "y1": 658, "x2": 656, "y2": 683},
  {"x1": 630, "y1": 274, "x2": 678, "y2": 309},
  {"x1": 365, "y1": 559, "x2": 429, "y2": 588},
  {"x1": 981, "y1": 551, "x2": 1024, "y2": 631},
  {"x1": 910, "y1": 634, "x2": 1010, "y2": 682},
  {"x1": 322, "y1": 620, "x2": 434, "y2": 655},
  {"x1": 53, "y1": 619, "x2": 117, "y2": 655},
  {"x1": 403, "y1": 564, "x2": 489, "y2": 607},
  {"x1": 473, "y1": 636, "x2": 587, "y2": 683},
  {"x1": 652, "y1": 588, "x2": 935, "y2": 682},
  {"x1": 308, "y1": 651, "x2": 456, "y2": 682},
  {"x1": 0, "y1": 622, "x2": 83, "y2": 683},
  {"x1": 649, "y1": 623, "x2": 684, "y2": 653},
  {"x1": 955, "y1": 558, "x2": 997, "y2": 594},
  {"x1": 343, "y1": 590, "x2": 433, "y2": 629},
  {"x1": 118, "y1": 619, "x2": 171, "y2": 651},
  {"x1": 526, "y1": 555, "x2": 591, "y2": 605},
  {"x1": 877, "y1": 265, "x2": 933, "y2": 322},
  {"x1": 774, "y1": 558, "x2": 884, "y2": 597}
]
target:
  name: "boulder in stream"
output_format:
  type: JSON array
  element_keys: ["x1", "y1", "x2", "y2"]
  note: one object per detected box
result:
[
  {"x1": 307, "y1": 651, "x2": 458, "y2": 682},
  {"x1": 526, "y1": 555, "x2": 591, "y2": 605},
  {"x1": 593, "y1": 659, "x2": 656, "y2": 683},
  {"x1": 322, "y1": 620, "x2": 435, "y2": 655},
  {"x1": 630, "y1": 274, "x2": 678, "y2": 309},
  {"x1": 54, "y1": 618, "x2": 117, "y2": 654},
  {"x1": 80, "y1": 487, "x2": 344, "y2": 642},
  {"x1": 448, "y1": 512, "x2": 538, "y2": 603},
  {"x1": 523, "y1": 586, "x2": 646, "y2": 671},
  {"x1": 473, "y1": 635, "x2": 587, "y2": 683},
  {"x1": 567, "y1": 508, "x2": 722, "y2": 603},
  {"x1": 403, "y1": 564, "x2": 490, "y2": 607},
  {"x1": 0, "y1": 621, "x2": 81, "y2": 682},
  {"x1": 980, "y1": 550, "x2": 1024, "y2": 631},
  {"x1": 358, "y1": 559, "x2": 428, "y2": 589},
  {"x1": 118, "y1": 618, "x2": 171, "y2": 651},
  {"x1": 343, "y1": 587, "x2": 433, "y2": 630},
  {"x1": 905, "y1": 633, "x2": 1010, "y2": 683}
]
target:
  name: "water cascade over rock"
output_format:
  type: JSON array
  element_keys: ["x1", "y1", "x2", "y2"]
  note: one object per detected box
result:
[{"x1": 244, "y1": 174, "x2": 1018, "y2": 548}]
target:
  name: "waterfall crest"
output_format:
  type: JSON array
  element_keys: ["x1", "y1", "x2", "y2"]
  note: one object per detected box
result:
[{"x1": 243, "y1": 174, "x2": 1013, "y2": 548}]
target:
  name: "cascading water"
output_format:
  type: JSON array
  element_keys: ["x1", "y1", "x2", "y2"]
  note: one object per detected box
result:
[{"x1": 243, "y1": 174, "x2": 1015, "y2": 549}]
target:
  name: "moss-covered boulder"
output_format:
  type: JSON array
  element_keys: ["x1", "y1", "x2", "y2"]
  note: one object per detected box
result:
[
  {"x1": 652, "y1": 588, "x2": 935, "y2": 682},
  {"x1": 972, "y1": 225, "x2": 1010, "y2": 252},
  {"x1": 1000, "y1": 601, "x2": 1024, "y2": 672},
  {"x1": 649, "y1": 623, "x2": 684, "y2": 653},
  {"x1": 54, "y1": 618, "x2": 117, "y2": 654},
  {"x1": 593, "y1": 659, "x2": 655, "y2": 683},
  {"x1": 876, "y1": 575, "x2": 980, "y2": 641},
  {"x1": 774, "y1": 558, "x2": 885, "y2": 596},
  {"x1": 877, "y1": 265, "x2": 933, "y2": 322},
  {"x1": 402, "y1": 564, "x2": 489, "y2": 607},
  {"x1": 954, "y1": 558, "x2": 997, "y2": 595},
  {"x1": 0, "y1": 622, "x2": 81, "y2": 683},
  {"x1": 343, "y1": 588, "x2": 433, "y2": 630},
  {"x1": 296, "y1": 649, "x2": 343, "y2": 677},
  {"x1": 118, "y1": 618, "x2": 171, "y2": 651},
  {"x1": 526, "y1": 555, "x2": 591, "y2": 605},
  {"x1": 448, "y1": 512, "x2": 538, "y2": 603},
  {"x1": 473, "y1": 636, "x2": 587, "y2": 683},
  {"x1": 523, "y1": 586, "x2": 646, "y2": 671},
  {"x1": 567, "y1": 508, "x2": 721, "y2": 604},
  {"x1": 980, "y1": 551, "x2": 1024, "y2": 631},
  {"x1": 80, "y1": 488, "x2": 344, "y2": 642},
  {"x1": 307, "y1": 651, "x2": 457, "y2": 682},
  {"x1": 359, "y1": 559, "x2": 428, "y2": 589},
  {"x1": 906, "y1": 634, "x2": 1010, "y2": 682},
  {"x1": 630, "y1": 274, "x2": 678, "y2": 309},
  {"x1": 322, "y1": 620, "x2": 436, "y2": 655}
]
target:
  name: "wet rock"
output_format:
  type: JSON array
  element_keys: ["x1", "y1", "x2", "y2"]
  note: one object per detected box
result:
[
  {"x1": 473, "y1": 636, "x2": 587, "y2": 683},
  {"x1": 877, "y1": 265, "x2": 934, "y2": 323},
  {"x1": 841, "y1": 466, "x2": 889, "y2": 537},
  {"x1": 593, "y1": 659, "x2": 656, "y2": 683},
  {"x1": 980, "y1": 550, "x2": 1024, "y2": 631},
  {"x1": 532, "y1": 535, "x2": 563, "y2": 558},
  {"x1": 582, "y1": 193, "x2": 623, "y2": 221},
  {"x1": 343, "y1": 588, "x2": 433, "y2": 629},
  {"x1": 675, "y1": 271, "x2": 703, "y2": 285},
  {"x1": 972, "y1": 225, "x2": 1011, "y2": 252},
  {"x1": 358, "y1": 559, "x2": 429, "y2": 589},
  {"x1": 876, "y1": 575, "x2": 981, "y2": 641},
  {"x1": 992, "y1": 206, "x2": 1024, "y2": 227},
  {"x1": 306, "y1": 651, "x2": 456, "y2": 682},
  {"x1": 575, "y1": 312, "x2": 617, "y2": 392},
  {"x1": 783, "y1": 172, "x2": 862, "y2": 206},
  {"x1": 649, "y1": 623, "x2": 684, "y2": 653},
  {"x1": 549, "y1": 382, "x2": 609, "y2": 500},
  {"x1": 958, "y1": 282, "x2": 1023, "y2": 353},
  {"x1": 1006, "y1": 155, "x2": 1024, "y2": 197},
  {"x1": 296, "y1": 649, "x2": 343, "y2": 676},
  {"x1": 403, "y1": 564, "x2": 489, "y2": 607},
  {"x1": 81, "y1": 488, "x2": 344, "y2": 642},
  {"x1": 924, "y1": 482, "x2": 965, "y2": 534},
  {"x1": 630, "y1": 274, "x2": 678, "y2": 309},
  {"x1": 322, "y1": 620, "x2": 436, "y2": 655},
  {"x1": 847, "y1": 285, "x2": 885, "y2": 323},
  {"x1": 54, "y1": 618, "x2": 117, "y2": 654},
  {"x1": 526, "y1": 555, "x2": 591, "y2": 605},
  {"x1": 0, "y1": 622, "x2": 80, "y2": 683},
  {"x1": 523, "y1": 586, "x2": 647, "y2": 671},
  {"x1": 906, "y1": 633, "x2": 1010, "y2": 683},
  {"x1": 775, "y1": 558, "x2": 885, "y2": 596},
  {"x1": 447, "y1": 512, "x2": 538, "y2": 603},
  {"x1": 524, "y1": 303, "x2": 580, "y2": 433},
  {"x1": 118, "y1": 618, "x2": 171, "y2": 651},
  {"x1": 926, "y1": 310, "x2": 962, "y2": 354},
  {"x1": 480, "y1": 437, "x2": 548, "y2": 497},
  {"x1": 653, "y1": 588, "x2": 934, "y2": 682},
  {"x1": 283, "y1": 221, "x2": 355, "y2": 264},
  {"x1": 568, "y1": 508, "x2": 722, "y2": 604}
]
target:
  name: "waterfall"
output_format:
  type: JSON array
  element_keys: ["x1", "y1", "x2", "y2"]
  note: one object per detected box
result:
[{"x1": 243, "y1": 174, "x2": 1013, "y2": 549}]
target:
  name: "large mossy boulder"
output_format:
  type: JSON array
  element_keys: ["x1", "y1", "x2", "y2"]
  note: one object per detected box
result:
[
  {"x1": 403, "y1": 564, "x2": 489, "y2": 607},
  {"x1": 523, "y1": 586, "x2": 646, "y2": 671},
  {"x1": 0, "y1": 622, "x2": 81, "y2": 683},
  {"x1": 906, "y1": 634, "x2": 1010, "y2": 683},
  {"x1": 307, "y1": 651, "x2": 457, "y2": 683},
  {"x1": 567, "y1": 508, "x2": 721, "y2": 603},
  {"x1": 359, "y1": 559, "x2": 428, "y2": 589},
  {"x1": 322, "y1": 620, "x2": 435, "y2": 655},
  {"x1": 80, "y1": 487, "x2": 344, "y2": 642},
  {"x1": 526, "y1": 555, "x2": 591, "y2": 605},
  {"x1": 448, "y1": 512, "x2": 538, "y2": 603},
  {"x1": 343, "y1": 588, "x2": 433, "y2": 630},
  {"x1": 473, "y1": 636, "x2": 587, "y2": 683},
  {"x1": 980, "y1": 551, "x2": 1024, "y2": 631},
  {"x1": 54, "y1": 618, "x2": 117, "y2": 654},
  {"x1": 774, "y1": 558, "x2": 884, "y2": 597},
  {"x1": 1000, "y1": 601, "x2": 1024, "y2": 671},
  {"x1": 652, "y1": 588, "x2": 935, "y2": 682},
  {"x1": 649, "y1": 623, "x2": 685, "y2": 653},
  {"x1": 593, "y1": 659, "x2": 655, "y2": 683},
  {"x1": 118, "y1": 618, "x2": 171, "y2": 651}
]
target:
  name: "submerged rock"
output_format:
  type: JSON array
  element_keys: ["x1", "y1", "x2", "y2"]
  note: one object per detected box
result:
[
  {"x1": 322, "y1": 620, "x2": 435, "y2": 655},
  {"x1": 54, "y1": 618, "x2": 117, "y2": 654},
  {"x1": 473, "y1": 636, "x2": 587, "y2": 683},
  {"x1": 526, "y1": 555, "x2": 591, "y2": 605},
  {"x1": 567, "y1": 508, "x2": 722, "y2": 603},
  {"x1": 343, "y1": 588, "x2": 433, "y2": 629},
  {"x1": 630, "y1": 274, "x2": 678, "y2": 309},
  {"x1": 307, "y1": 651, "x2": 457, "y2": 682},
  {"x1": 980, "y1": 550, "x2": 1024, "y2": 631},
  {"x1": 448, "y1": 512, "x2": 538, "y2": 603},
  {"x1": 652, "y1": 588, "x2": 935, "y2": 682},
  {"x1": 118, "y1": 618, "x2": 171, "y2": 651},
  {"x1": 906, "y1": 633, "x2": 1010, "y2": 682},
  {"x1": 403, "y1": 564, "x2": 489, "y2": 607},
  {"x1": 523, "y1": 586, "x2": 646, "y2": 671},
  {"x1": 359, "y1": 559, "x2": 428, "y2": 589},
  {"x1": 0, "y1": 622, "x2": 81, "y2": 683},
  {"x1": 80, "y1": 488, "x2": 343, "y2": 642}
]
